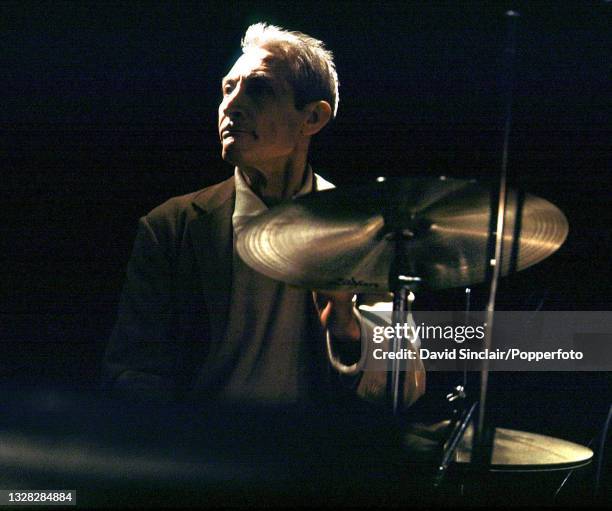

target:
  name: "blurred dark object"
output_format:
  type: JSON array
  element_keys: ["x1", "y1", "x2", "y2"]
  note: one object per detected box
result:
[
  {"x1": 0, "y1": 388, "x2": 419, "y2": 507},
  {"x1": 0, "y1": 387, "x2": 601, "y2": 507}
]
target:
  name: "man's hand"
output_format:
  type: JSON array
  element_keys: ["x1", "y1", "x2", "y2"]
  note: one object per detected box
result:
[
  {"x1": 313, "y1": 291, "x2": 426, "y2": 406},
  {"x1": 312, "y1": 291, "x2": 360, "y2": 341}
]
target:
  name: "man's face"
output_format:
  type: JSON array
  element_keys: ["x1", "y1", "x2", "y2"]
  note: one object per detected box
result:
[{"x1": 218, "y1": 48, "x2": 306, "y2": 171}]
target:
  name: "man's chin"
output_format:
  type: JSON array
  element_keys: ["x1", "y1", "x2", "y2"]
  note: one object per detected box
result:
[
  {"x1": 222, "y1": 146, "x2": 261, "y2": 169},
  {"x1": 221, "y1": 146, "x2": 241, "y2": 166}
]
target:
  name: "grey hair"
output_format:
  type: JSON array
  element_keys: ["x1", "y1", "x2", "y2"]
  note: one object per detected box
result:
[{"x1": 241, "y1": 22, "x2": 339, "y2": 119}]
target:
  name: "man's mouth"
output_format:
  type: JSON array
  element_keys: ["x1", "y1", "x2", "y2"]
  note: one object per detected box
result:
[{"x1": 222, "y1": 129, "x2": 252, "y2": 139}]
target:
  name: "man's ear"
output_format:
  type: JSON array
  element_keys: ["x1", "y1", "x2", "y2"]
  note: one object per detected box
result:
[{"x1": 301, "y1": 100, "x2": 332, "y2": 137}]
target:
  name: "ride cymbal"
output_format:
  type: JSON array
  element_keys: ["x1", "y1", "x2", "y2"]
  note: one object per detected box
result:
[{"x1": 236, "y1": 176, "x2": 568, "y2": 292}]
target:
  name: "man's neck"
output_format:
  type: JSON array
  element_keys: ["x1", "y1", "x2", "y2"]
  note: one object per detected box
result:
[{"x1": 238, "y1": 158, "x2": 310, "y2": 208}]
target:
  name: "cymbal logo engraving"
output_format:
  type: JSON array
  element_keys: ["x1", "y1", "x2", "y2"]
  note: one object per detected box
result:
[{"x1": 332, "y1": 277, "x2": 380, "y2": 288}]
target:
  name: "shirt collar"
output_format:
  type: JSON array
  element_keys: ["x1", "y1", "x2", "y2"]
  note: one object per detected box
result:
[{"x1": 232, "y1": 166, "x2": 334, "y2": 233}]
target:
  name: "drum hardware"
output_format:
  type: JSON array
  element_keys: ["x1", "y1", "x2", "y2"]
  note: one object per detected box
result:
[
  {"x1": 594, "y1": 403, "x2": 612, "y2": 498},
  {"x1": 434, "y1": 396, "x2": 478, "y2": 488},
  {"x1": 474, "y1": 8, "x2": 521, "y2": 473},
  {"x1": 235, "y1": 173, "x2": 568, "y2": 424},
  {"x1": 236, "y1": 172, "x2": 568, "y2": 417},
  {"x1": 446, "y1": 385, "x2": 467, "y2": 404},
  {"x1": 387, "y1": 229, "x2": 421, "y2": 414}
]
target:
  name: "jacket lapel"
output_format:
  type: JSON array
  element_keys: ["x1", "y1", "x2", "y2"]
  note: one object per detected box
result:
[{"x1": 189, "y1": 177, "x2": 235, "y2": 342}]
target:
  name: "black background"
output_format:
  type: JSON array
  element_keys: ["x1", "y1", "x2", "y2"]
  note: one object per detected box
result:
[{"x1": 3, "y1": 1, "x2": 611, "y2": 448}]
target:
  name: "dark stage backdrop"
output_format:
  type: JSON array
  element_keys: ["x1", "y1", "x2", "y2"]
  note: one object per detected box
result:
[{"x1": 3, "y1": 1, "x2": 611, "y2": 445}]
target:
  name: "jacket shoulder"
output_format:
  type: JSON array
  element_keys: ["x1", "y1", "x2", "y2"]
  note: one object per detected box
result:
[{"x1": 146, "y1": 176, "x2": 235, "y2": 223}]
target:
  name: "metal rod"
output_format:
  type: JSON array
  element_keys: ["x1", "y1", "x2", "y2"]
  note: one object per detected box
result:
[
  {"x1": 475, "y1": 8, "x2": 520, "y2": 464},
  {"x1": 463, "y1": 287, "x2": 471, "y2": 390},
  {"x1": 434, "y1": 401, "x2": 478, "y2": 488},
  {"x1": 391, "y1": 285, "x2": 407, "y2": 414}
]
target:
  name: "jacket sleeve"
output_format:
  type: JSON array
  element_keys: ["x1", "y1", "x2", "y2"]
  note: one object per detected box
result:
[{"x1": 102, "y1": 215, "x2": 184, "y2": 402}]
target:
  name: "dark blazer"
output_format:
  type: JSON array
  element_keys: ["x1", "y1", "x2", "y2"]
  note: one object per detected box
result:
[
  {"x1": 102, "y1": 176, "x2": 339, "y2": 402},
  {"x1": 103, "y1": 177, "x2": 237, "y2": 400}
]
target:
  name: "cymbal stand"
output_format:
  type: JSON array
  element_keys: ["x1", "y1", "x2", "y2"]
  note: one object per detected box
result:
[
  {"x1": 433, "y1": 287, "x2": 477, "y2": 489},
  {"x1": 387, "y1": 228, "x2": 421, "y2": 415},
  {"x1": 434, "y1": 400, "x2": 478, "y2": 489},
  {"x1": 473, "y1": 9, "x2": 520, "y2": 470}
]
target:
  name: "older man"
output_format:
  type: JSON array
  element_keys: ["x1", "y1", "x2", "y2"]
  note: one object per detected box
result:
[{"x1": 103, "y1": 23, "x2": 424, "y2": 406}]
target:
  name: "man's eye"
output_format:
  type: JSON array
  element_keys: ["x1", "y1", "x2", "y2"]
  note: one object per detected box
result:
[
  {"x1": 247, "y1": 78, "x2": 273, "y2": 96},
  {"x1": 222, "y1": 83, "x2": 234, "y2": 95}
]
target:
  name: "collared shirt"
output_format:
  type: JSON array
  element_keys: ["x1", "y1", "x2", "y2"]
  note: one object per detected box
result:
[
  {"x1": 205, "y1": 167, "x2": 335, "y2": 404},
  {"x1": 205, "y1": 167, "x2": 424, "y2": 405}
]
